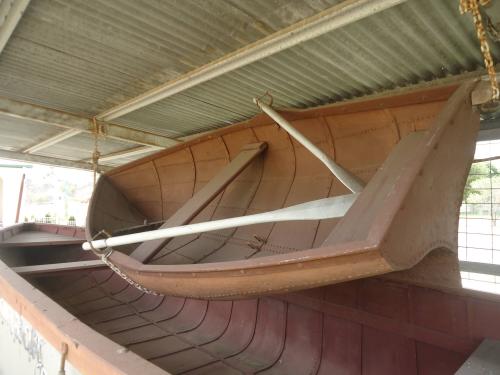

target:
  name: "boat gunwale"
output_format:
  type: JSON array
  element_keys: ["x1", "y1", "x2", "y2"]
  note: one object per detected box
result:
[
  {"x1": 88, "y1": 81, "x2": 478, "y2": 298},
  {"x1": 105, "y1": 84, "x2": 457, "y2": 177},
  {"x1": 101, "y1": 83, "x2": 471, "y2": 273},
  {"x1": 0, "y1": 223, "x2": 169, "y2": 375}
]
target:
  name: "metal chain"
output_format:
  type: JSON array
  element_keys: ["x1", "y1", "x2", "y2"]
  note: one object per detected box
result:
[
  {"x1": 87, "y1": 163, "x2": 160, "y2": 295},
  {"x1": 88, "y1": 233, "x2": 161, "y2": 295},
  {"x1": 100, "y1": 250, "x2": 160, "y2": 295},
  {"x1": 460, "y1": 0, "x2": 500, "y2": 101}
]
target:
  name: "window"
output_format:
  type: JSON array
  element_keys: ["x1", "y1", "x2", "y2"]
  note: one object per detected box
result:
[{"x1": 460, "y1": 139, "x2": 500, "y2": 294}]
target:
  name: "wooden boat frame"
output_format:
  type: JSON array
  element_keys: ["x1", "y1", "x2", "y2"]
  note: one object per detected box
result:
[
  {"x1": 1, "y1": 81, "x2": 499, "y2": 374},
  {"x1": 85, "y1": 81, "x2": 479, "y2": 299},
  {"x1": 3, "y1": 224, "x2": 500, "y2": 374}
]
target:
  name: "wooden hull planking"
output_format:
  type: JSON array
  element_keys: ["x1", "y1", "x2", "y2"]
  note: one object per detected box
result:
[{"x1": 87, "y1": 82, "x2": 479, "y2": 298}]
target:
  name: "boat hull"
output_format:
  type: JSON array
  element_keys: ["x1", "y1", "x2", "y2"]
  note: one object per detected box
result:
[{"x1": 87, "y1": 83, "x2": 479, "y2": 298}]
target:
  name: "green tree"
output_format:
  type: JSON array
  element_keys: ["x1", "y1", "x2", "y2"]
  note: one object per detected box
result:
[{"x1": 464, "y1": 162, "x2": 499, "y2": 201}]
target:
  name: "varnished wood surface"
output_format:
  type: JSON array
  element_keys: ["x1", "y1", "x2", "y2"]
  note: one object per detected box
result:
[
  {"x1": 131, "y1": 142, "x2": 268, "y2": 263},
  {"x1": 87, "y1": 82, "x2": 480, "y2": 298},
  {"x1": 13, "y1": 259, "x2": 104, "y2": 276}
]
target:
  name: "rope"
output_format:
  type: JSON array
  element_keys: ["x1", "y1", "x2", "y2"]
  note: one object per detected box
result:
[
  {"x1": 87, "y1": 118, "x2": 160, "y2": 295},
  {"x1": 254, "y1": 91, "x2": 274, "y2": 108},
  {"x1": 91, "y1": 117, "x2": 101, "y2": 186},
  {"x1": 58, "y1": 343, "x2": 68, "y2": 375},
  {"x1": 86, "y1": 117, "x2": 160, "y2": 294},
  {"x1": 460, "y1": 0, "x2": 499, "y2": 101}
]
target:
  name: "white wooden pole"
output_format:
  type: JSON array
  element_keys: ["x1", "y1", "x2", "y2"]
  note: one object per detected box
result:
[{"x1": 83, "y1": 193, "x2": 357, "y2": 251}]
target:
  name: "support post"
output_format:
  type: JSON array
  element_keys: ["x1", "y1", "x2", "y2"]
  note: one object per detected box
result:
[
  {"x1": 15, "y1": 173, "x2": 25, "y2": 223},
  {"x1": 23, "y1": 129, "x2": 82, "y2": 154}
]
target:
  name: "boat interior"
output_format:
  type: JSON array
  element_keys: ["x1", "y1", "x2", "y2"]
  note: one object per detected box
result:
[
  {"x1": 2, "y1": 223, "x2": 500, "y2": 374},
  {"x1": 81, "y1": 81, "x2": 479, "y2": 298},
  {"x1": 1, "y1": 82, "x2": 498, "y2": 374}
]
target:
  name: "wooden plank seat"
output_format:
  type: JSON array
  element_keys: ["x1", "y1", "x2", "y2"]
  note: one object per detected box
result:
[
  {"x1": 130, "y1": 142, "x2": 268, "y2": 263},
  {"x1": 13, "y1": 260, "x2": 104, "y2": 276}
]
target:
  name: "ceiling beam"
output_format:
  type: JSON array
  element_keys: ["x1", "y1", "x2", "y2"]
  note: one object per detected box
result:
[
  {"x1": 478, "y1": 117, "x2": 500, "y2": 142},
  {"x1": 0, "y1": 97, "x2": 181, "y2": 148},
  {"x1": 0, "y1": 0, "x2": 31, "y2": 54},
  {"x1": 0, "y1": 149, "x2": 111, "y2": 172},
  {"x1": 94, "y1": 145, "x2": 159, "y2": 163},
  {"x1": 96, "y1": 0, "x2": 407, "y2": 121},
  {"x1": 23, "y1": 128, "x2": 82, "y2": 154},
  {"x1": 460, "y1": 261, "x2": 500, "y2": 277},
  {"x1": 100, "y1": 122, "x2": 180, "y2": 148}
]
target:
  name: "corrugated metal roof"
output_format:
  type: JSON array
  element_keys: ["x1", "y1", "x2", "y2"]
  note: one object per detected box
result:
[
  {"x1": 113, "y1": 0, "x2": 499, "y2": 136},
  {"x1": 0, "y1": 0, "x2": 497, "y2": 167},
  {"x1": 0, "y1": 112, "x2": 61, "y2": 150},
  {"x1": 0, "y1": 0, "x2": 342, "y2": 116},
  {"x1": 33, "y1": 132, "x2": 135, "y2": 162}
]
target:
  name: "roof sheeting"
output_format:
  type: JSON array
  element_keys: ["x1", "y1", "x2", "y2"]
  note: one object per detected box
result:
[
  {"x1": 0, "y1": 0, "x2": 343, "y2": 116},
  {"x1": 0, "y1": 0, "x2": 498, "y2": 168},
  {"x1": 0, "y1": 112, "x2": 60, "y2": 151},
  {"x1": 33, "y1": 132, "x2": 136, "y2": 163},
  {"x1": 112, "y1": 0, "x2": 498, "y2": 136}
]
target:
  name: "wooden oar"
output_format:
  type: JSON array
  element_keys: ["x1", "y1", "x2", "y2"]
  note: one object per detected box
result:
[{"x1": 83, "y1": 193, "x2": 357, "y2": 251}]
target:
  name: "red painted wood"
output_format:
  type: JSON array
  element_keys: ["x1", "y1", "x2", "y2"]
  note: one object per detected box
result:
[
  {"x1": 362, "y1": 327, "x2": 417, "y2": 375},
  {"x1": 225, "y1": 298, "x2": 287, "y2": 372},
  {"x1": 359, "y1": 279, "x2": 410, "y2": 322},
  {"x1": 44, "y1": 274, "x2": 491, "y2": 374},
  {"x1": 130, "y1": 142, "x2": 267, "y2": 263},
  {"x1": 180, "y1": 301, "x2": 232, "y2": 345},
  {"x1": 467, "y1": 297, "x2": 500, "y2": 340},
  {"x1": 202, "y1": 299, "x2": 258, "y2": 358},
  {"x1": 260, "y1": 304, "x2": 323, "y2": 374},
  {"x1": 410, "y1": 286, "x2": 469, "y2": 338},
  {"x1": 31, "y1": 263, "x2": 500, "y2": 375},
  {"x1": 416, "y1": 342, "x2": 467, "y2": 375},
  {"x1": 317, "y1": 315, "x2": 362, "y2": 375}
]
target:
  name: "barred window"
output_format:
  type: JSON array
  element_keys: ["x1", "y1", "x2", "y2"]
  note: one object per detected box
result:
[{"x1": 460, "y1": 139, "x2": 500, "y2": 294}]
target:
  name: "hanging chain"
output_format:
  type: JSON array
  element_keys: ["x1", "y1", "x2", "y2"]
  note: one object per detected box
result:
[
  {"x1": 100, "y1": 251, "x2": 160, "y2": 295},
  {"x1": 460, "y1": 0, "x2": 499, "y2": 101},
  {"x1": 91, "y1": 117, "x2": 101, "y2": 186},
  {"x1": 87, "y1": 230, "x2": 160, "y2": 295}
]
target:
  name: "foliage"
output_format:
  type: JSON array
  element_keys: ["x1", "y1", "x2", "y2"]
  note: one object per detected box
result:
[{"x1": 463, "y1": 162, "x2": 499, "y2": 202}]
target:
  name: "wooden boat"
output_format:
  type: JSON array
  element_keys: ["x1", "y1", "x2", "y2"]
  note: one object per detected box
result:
[
  {"x1": 3, "y1": 81, "x2": 500, "y2": 374},
  {"x1": 3, "y1": 223, "x2": 500, "y2": 374},
  {"x1": 0, "y1": 223, "x2": 167, "y2": 374},
  {"x1": 83, "y1": 81, "x2": 478, "y2": 298}
]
